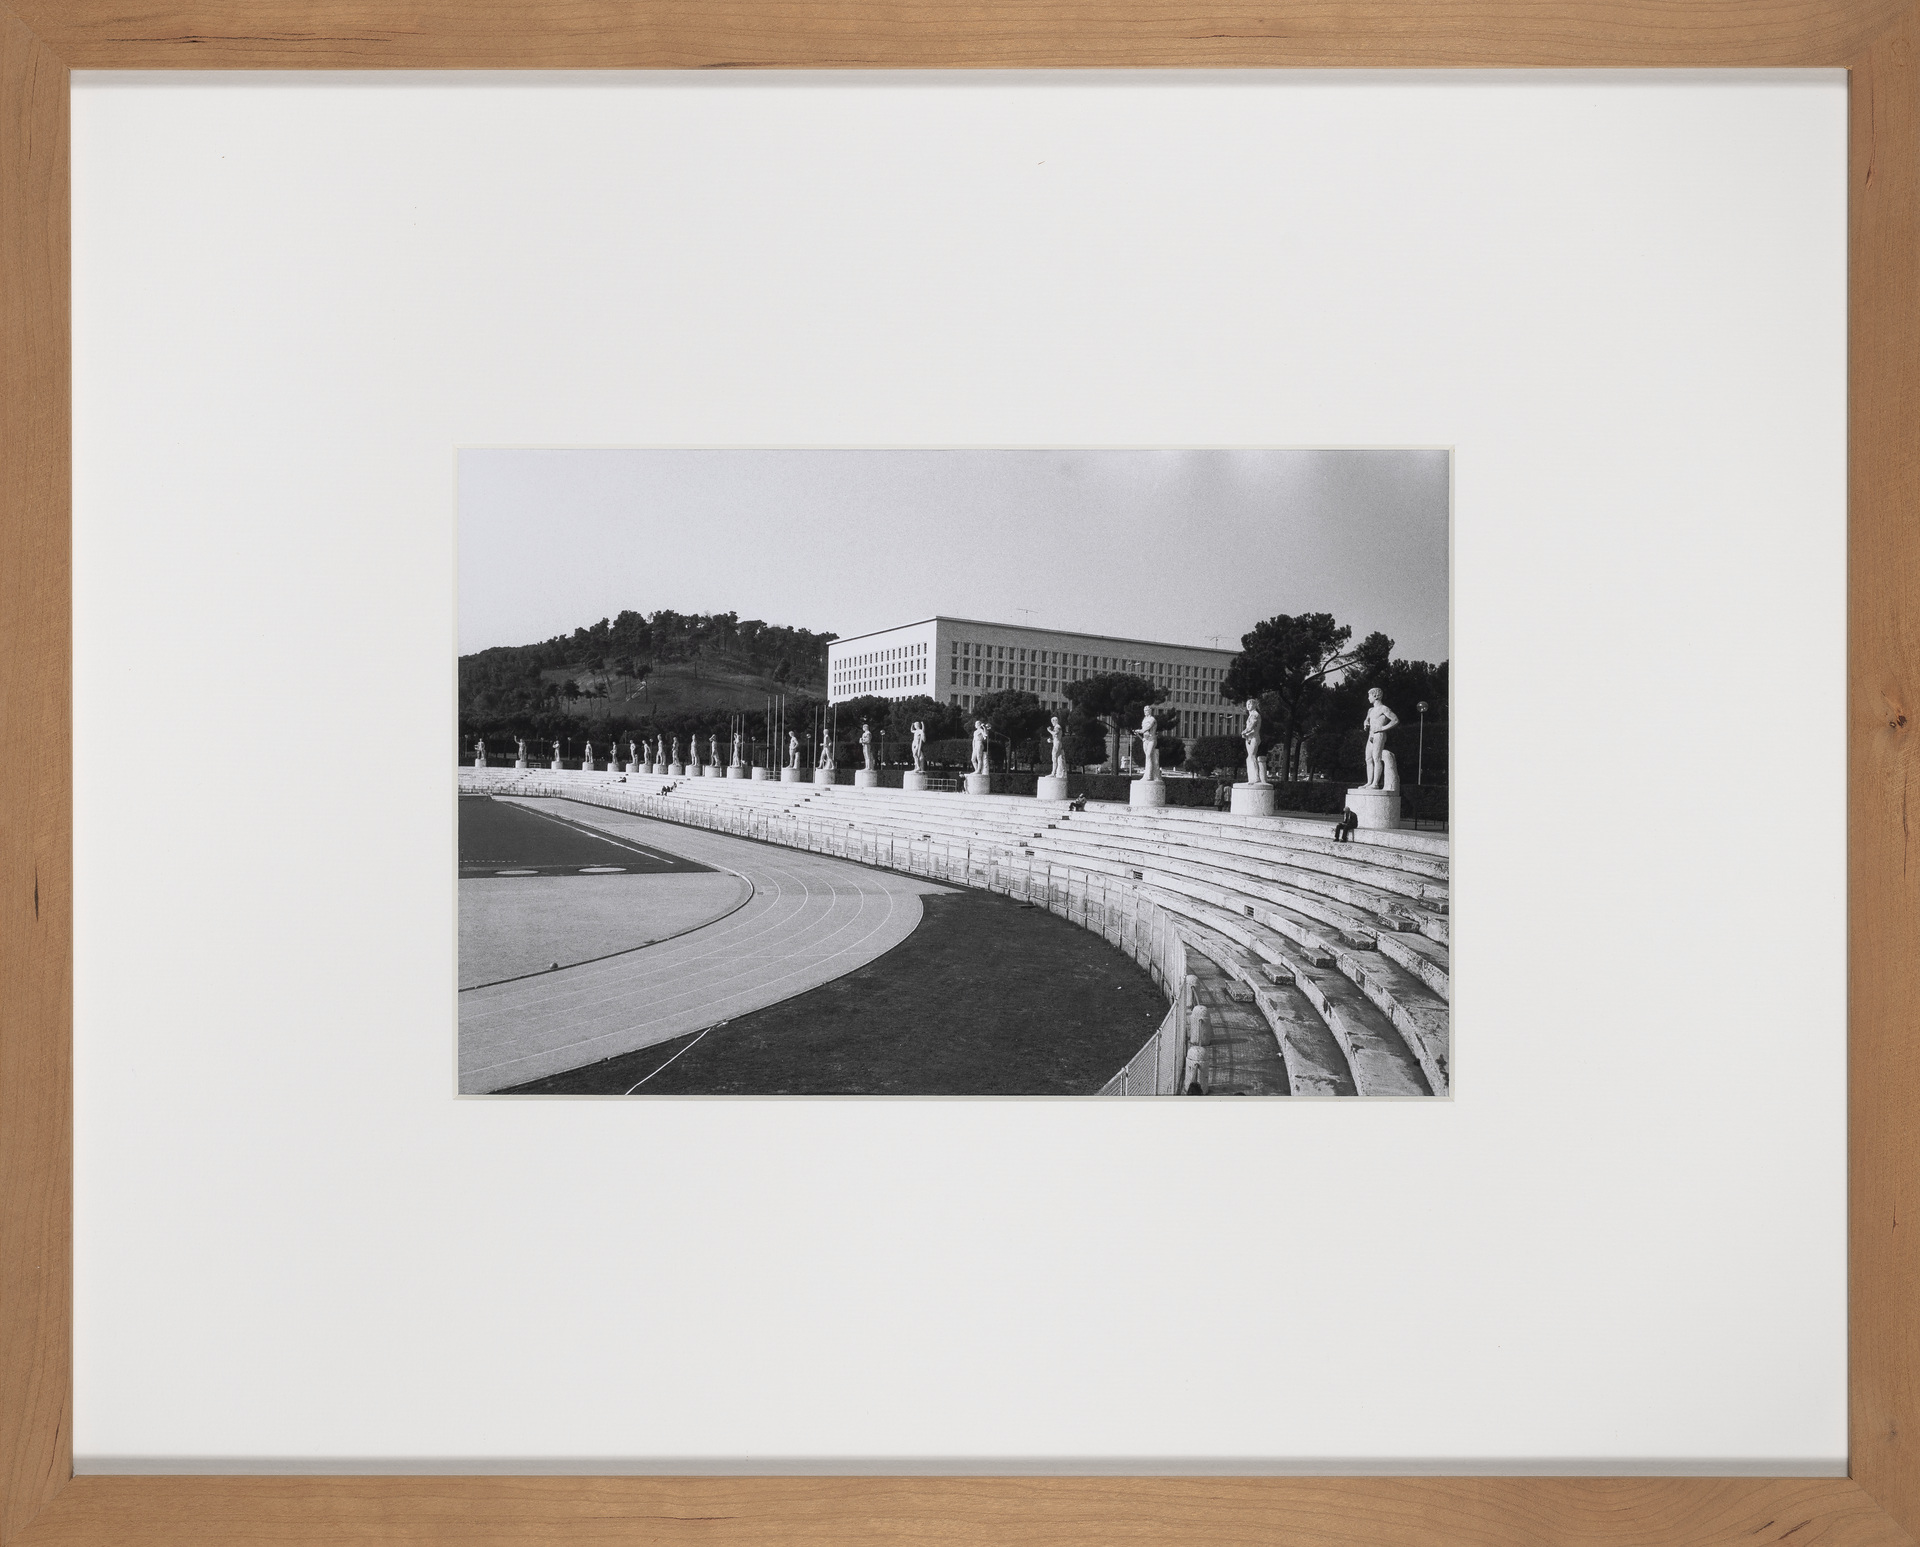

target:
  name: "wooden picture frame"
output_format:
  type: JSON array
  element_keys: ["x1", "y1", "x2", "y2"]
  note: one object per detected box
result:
[{"x1": 2, "y1": 6, "x2": 1910, "y2": 1542}]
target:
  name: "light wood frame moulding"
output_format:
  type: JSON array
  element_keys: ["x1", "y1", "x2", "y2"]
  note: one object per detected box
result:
[{"x1": 1, "y1": 6, "x2": 1911, "y2": 1543}]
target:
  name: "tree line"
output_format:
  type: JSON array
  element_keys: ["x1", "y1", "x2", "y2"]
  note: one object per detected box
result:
[
  {"x1": 459, "y1": 608, "x2": 836, "y2": 748},
  {"x1": 460, "y1": 606, "x2": 1446, "y2": 783}
]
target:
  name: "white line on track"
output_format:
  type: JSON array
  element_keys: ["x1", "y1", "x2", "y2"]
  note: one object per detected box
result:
[{"x1": 459, "y1": 802, "x2": 950, "y2": 1091}]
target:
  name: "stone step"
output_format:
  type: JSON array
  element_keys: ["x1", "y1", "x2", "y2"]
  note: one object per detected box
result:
[
  {"x1": 1260, "y1": 938, "x2": 1433, "y2": 1097},
  {"x1": 1330, "y1": 943, "x2": 1451, "y2": 1095},
  {"x1": 1181, "y1": 951, "x2": 1291, "y2": 1096},
  {"x1": 1060, "y1": 806, "x2": 1449, "y2": 879},
  {"x1": 1140, "y1": 890, "x2": 1432, "y2": 1097},
  {"x1": 1377, "y1": 929, "x2": 1450, "y2": 1003},
  {"x1": 1026, "y1": 837, "x2": 1387, "y2": 950},
  {"x1": 1029, "y1": 826, "x2": 1441, "y2": 933},
  {"x1": 1061, "y1": 819, "x2": 1450, "y2": 905},
  {"x1": 1173, "y1": 920, "x2": 1355, "y2": 1098}
]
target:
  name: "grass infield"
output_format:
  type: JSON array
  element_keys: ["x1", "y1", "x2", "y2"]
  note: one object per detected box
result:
[{"x1": 502, "y1": 888, "x2": 1168, "y2": 1096}]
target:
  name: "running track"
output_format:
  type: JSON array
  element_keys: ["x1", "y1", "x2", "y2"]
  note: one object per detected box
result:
[{"x1": 459, "y1": 798, "x2": 953, "y2": 1093}]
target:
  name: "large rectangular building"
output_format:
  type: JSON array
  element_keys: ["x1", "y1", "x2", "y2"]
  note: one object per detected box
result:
[{"x1": 827, "y1": 615, "x2": 1242, "y2": 741}]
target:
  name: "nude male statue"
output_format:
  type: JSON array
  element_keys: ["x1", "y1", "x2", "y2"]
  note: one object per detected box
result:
[
  {"x1": 731, "y1": 730, "x2": 742, "y2": 766},
  {"x1": 1241, "y1": 698, "x2": 1266, "y2": 786},
  {"x1": 670, "y1": 736, "x2": 680, "y2": 765},
  {"x1": 910, "y1": 722, "x2": 926, "y2": 773},
  {"x1": 859, "y1": 721, "x2": 875, "y2": 771},
  {"x1": 583, "y1": 741, "x2": 594, "y2": 768},
  {"x1": 817, "y1": 727, "x2": 834, "y2": 770},
  {"x1": 709, "y1": 733, "x2": 720, "y2": 767},
  {"x1": 1138, "y1": 705, "x2": 1160, "y2": 782},
  {"x1": 516, "y1": 737, "x2": 527, "y2": 762},
  {"x1": 1047, "y1": 716, "x2": 1067, "y2": 780},
  {"x1": 787, "y1": 731, "x2": 800, "y2": 769},
  {"x1": 473, "y1": 736, "x2": 485, "y2": 765},
  {"x1": 1362, "y1": 687, "x2": 1402, "y2": 789},
  {"x1": 970, "y1": 720, "x2": 990, "y2": 775}
]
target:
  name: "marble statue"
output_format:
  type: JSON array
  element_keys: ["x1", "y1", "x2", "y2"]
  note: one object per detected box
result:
[
  {"x1": 473, "y1": 736, "x2": 485, "y2": 765},
  {"x1": 516, "y1": 737, "x2": 527, "y2": 762},
  {"x1": 731, "y1": 730, "x2": 742, "y2": 766},
  {"x1": 859, "y1": 721, "x2": 875, "y2": 771},
  {"x1": 1138, "y1": 706, "x2": 1160, "y2": 782},
  {"x1": 671, "y1": 736, "x2": 680, "y2": 765},
  {"x1": 583, "y1": 741, "x2": 594, "y2": 767},
  {"x1": 787, "y1": 731, "x2": 801, "y2": 769},
  {"x1": 1362, "y1": 688, "x2": 1401, "y2": 789},
  {"x1": 970, "y1": 720, "x2": 991, "y2": 776},
  {"x1": 1047, "y1": 716, "x2": 1067, "y2": 781},
  {"x1": 655, "y1": 735, "x2": 665, "y2": 765},
  {"x1": 910, "y1": 722, "x2": 926, "y2": 772},
  {"x1": 709, "y1": 733, "x2": 720, "y2": 767},
  {"x1": 818, "y1": 727, "x2": 834, "y2": 770},
  {"x1": 628, "y1": 738, "x2": 638, "y2": 766},
  {"x1": 1241, "y1": 699, "x2": 1266, "y2": 786},
  {"x1": 552, "y1": 738, "x2": 562, "y2": 760}
]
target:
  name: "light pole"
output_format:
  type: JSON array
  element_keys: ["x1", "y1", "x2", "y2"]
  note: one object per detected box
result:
[{"x1": 1417, "y1": 701, "x2": 1428, "y2": 786}]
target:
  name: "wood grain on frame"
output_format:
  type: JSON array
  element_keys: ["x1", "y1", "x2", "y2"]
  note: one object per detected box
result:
[
  {"x1": 1850, "y1": 2, "x2": 1920, "y2": 1533},
  {"x1": 1, "y1": 0, "x2": 1911, "y2": 69},
  {"x1": 8, "y1": 1475, "x2": 1919, "y2": 1546},
  {"x1": 0, "y1": 7, "x2": 69, "y2": 1543},
  {"x1": 1, "y1": 2, "x2": 1913, "y2": 1543}
]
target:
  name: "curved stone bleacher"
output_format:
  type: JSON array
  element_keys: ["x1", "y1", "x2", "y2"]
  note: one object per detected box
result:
[{"x1": 457, "y1": 765, "x2": 1451, "y2": 1097}]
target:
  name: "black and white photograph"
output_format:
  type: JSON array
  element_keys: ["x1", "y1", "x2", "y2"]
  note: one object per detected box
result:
[{"x1": 458, "y1": 448, "x2": 1449, "y2": 1096}]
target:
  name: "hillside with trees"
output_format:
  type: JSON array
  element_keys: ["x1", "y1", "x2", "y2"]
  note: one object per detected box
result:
[{"x1": 459, "y1": 609, "x2": 835, "y2": 756}]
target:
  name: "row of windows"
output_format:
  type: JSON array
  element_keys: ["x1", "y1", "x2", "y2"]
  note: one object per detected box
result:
[
  {"x1": 840, "y1": 640, "x2": 927, "y2": 668},
  {"x1": 950, "y1": 639, "x2": 1225, "y2": 679},
  {"x1": 832, "y1": 638, "x2": 929, "y2": 696},
  {"x1": 832, "y1": 673, "x2": 927, "y2": 691}
]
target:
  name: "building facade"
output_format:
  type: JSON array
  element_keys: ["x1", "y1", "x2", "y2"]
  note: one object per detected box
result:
[{"x1": 828, "y1": 616, "x2": 1242, "y2": 741}]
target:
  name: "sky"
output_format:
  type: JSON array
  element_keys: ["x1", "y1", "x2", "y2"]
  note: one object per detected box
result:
[{"x1": 459, "y1": 448, "x2": 1450, "y2": 663}]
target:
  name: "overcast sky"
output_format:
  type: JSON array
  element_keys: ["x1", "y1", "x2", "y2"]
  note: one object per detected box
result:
[{"x1": 459, "y1": 448, "x2": 1450, "y2": 662}]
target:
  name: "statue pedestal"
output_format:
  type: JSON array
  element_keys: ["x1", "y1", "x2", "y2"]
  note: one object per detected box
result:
[
  {"x1": 963, "y1": 773, "x2": 991, "y2": 797},
  {"x1": 1231, "y1": 782, "x2": 1277, "y2": 817},
  {"x1": 812, "y1": 767, "x2": 835, "y2": 784},
  {"x1": 705, "y1": 764, "x2": 724, "y2": 778},
  {"x1": 751, "y1": 767, "x2": 769, "y2": 781},
  {"x1": 471, "y1": 759, "x2": 486, "y2": 770},
  {"x1": 1035, "y1": 775, "x2": 1070, "y2": 801},
  {"x1": 514, "y1": 759, "x2": 526, "y2": 770},
  {"x1": 1129, "y1": 778, "x2": 1168, "y2": 808},
  {"x1": 1344, "y1": 786, "x2": 1401, "y2": 830},
  {"x1": 728, "y1": 764, "x2": 747, "y2": 779},
  {"x1": 902, "y1": 771, "x2": 929, "y2": 792},
  {"x1": 550, "y1": 759, "x2": 563, "y2": 770},
  {"x1": 853, "y1": 769, "x2": 879, "y2": 788},
  {"x1": 780, "y1": 767, "x2": 802, "y2": 783},
  {"x1": 668, "y1": 763, "x2": 685, "y2": 776}
]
